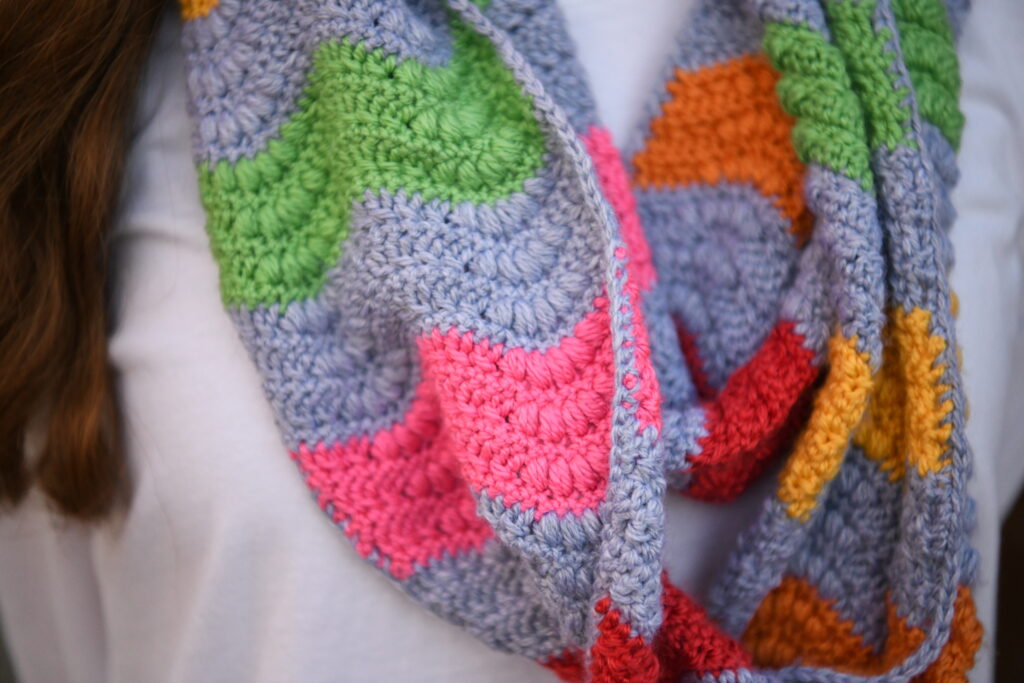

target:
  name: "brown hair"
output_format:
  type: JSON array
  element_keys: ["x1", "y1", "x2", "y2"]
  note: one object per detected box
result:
[{"x1": 0, "y1": 0, "x2": 164, "y2": 519}]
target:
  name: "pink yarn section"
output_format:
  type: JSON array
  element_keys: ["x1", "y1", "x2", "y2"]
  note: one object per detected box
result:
[
  {"x1": 582, "y1": 127, "x2": 662, "y2": 435},
  {"x1": 293, "y1": 385, "x2": 492, "y2": 581}
]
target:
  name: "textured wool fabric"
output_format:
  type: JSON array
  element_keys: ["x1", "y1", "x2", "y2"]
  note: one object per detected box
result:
[{"x1": 178, "y1": 0, "x2": 981, "y2": 680}]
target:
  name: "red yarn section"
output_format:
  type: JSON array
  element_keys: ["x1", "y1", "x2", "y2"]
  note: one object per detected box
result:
[
  {"x1": 653, "y1": 576, "x2": 752, "y2": 681},
  {"x1": 685, "y1": 321, "x2": 819, "y2": 501},
  {"x1": 589, "y1": 597, "x2": 661, "y2": 683},
  {"x1": 548, "y1": 580, "x2": 751, "y2": 683},
  {"x1": 542, "y1": 651, "x2": 585, "y2": 682}
]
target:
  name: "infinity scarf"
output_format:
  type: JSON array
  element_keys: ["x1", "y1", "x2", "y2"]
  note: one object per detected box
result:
[{"x1": 179, "y1": 0, "x2": 981, "y2": 680}]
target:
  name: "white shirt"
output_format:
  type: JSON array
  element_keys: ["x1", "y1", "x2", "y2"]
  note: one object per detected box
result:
[{"x1": 2, "y1": 1, "x2": 1021, "y2": 681}]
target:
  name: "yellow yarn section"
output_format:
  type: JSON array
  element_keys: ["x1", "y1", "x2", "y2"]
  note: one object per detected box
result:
[
  {"x1": 853, "y1": 307, "x2": 953, "y2": 480},
  {"x1": 778, "y1": 334, "x2": 872, "y2": 521},
  {"x1": 180, "y1": 0, "x2": 218, "y2": 21}
]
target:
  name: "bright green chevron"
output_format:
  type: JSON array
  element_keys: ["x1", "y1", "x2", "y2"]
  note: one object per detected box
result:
[
  {"x1": 823, "y1": 0, "x2": 914, "y2": 154},
  {"x1": 199, "y1": 14, "x2": 545, "y2": 307},
  {"x1": 893, "y1": 0, "x2": 964, "y2": 149},
  {"x1": 763, "y1": 21, "x2": 874, "y2": 189}
]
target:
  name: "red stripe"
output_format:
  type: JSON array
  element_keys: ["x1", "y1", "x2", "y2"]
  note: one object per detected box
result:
[
  {"x1": 653, "y1": 576, "x2": 751, "y2": 681},
  {"x1": 547, "y1": 577, "x2": 751, "y2": 682},
  {"x1": 589, "y1": 597, "x2": 661, "y2": 683},
  {"x1": 684, "y1": 321, "x2": 819, "y2": 501}
]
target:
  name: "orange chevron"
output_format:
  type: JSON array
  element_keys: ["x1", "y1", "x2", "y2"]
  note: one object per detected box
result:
[
  {"x1": 744, "y1": 576, "x2": 980, "y2": 680},
  {"x1": 632, "y1": 54, "x2": 812, "y2": 242},
  {"x1": 180, "y1": 0, "x2": 218, "y2": 20}
]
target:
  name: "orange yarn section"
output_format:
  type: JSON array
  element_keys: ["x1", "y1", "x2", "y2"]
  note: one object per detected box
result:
[
  {"x1": 546, "y1": 576, "x2": 751, "y2": 683},
  {"x1": 180, "y1": 0, "x2": 218, "y2": 20},
  {"x1": 916, "y1": 587, "x2": 983, "y2": 683},
  {"x1": 743, "y1": 576, "x2": 920, "y2": 672},
  {"x1": 632, "y1": 54, "x2": 812, "y2": 242},
  {"x1": 743, "y1": 576, "x2": 980, "y2": 680}
]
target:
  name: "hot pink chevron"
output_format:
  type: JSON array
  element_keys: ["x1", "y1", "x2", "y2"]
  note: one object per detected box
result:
[{"x1": 292, "y1": 128, "x2": 662, "y2": 581}]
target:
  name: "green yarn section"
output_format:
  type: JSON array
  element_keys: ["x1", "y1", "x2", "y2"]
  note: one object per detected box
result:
[
  {"x1": 763, "y1": 22, "x2": 873, "y2": 189},
  {"x1": 893, "y1": 0, "x2": 964, "y2": 149},
  {"x1": 823, "y1": 0, "x2": 914, "y2": 154},
  {"x1": 199, "y1": 17, "x2": 546, "y2": 307}
]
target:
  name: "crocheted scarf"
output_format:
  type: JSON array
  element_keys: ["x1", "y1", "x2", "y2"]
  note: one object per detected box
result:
[{"x1": 179, "y1": 0, "x2": 981, "y2": 680}]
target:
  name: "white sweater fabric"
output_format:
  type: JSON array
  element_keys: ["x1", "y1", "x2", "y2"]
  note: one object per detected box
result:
[{"x1": 2, "y1": 1, "x2": 1021, "y2": 681}]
